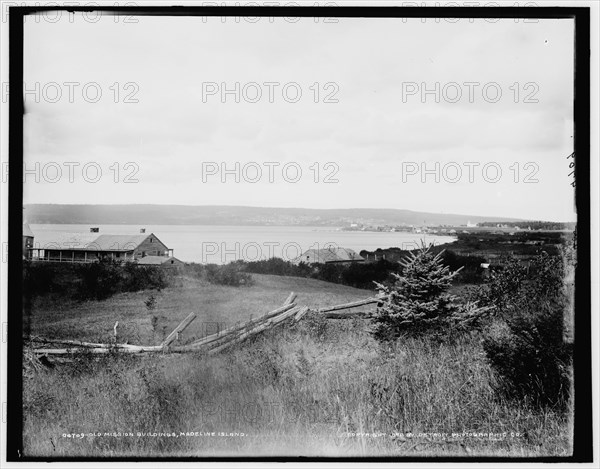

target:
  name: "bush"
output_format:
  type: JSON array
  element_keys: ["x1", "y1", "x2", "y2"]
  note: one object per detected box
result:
[
  {"x1": 204, "y1": 263, "x2": 254, "y2": 287},
  {"x1": 23, "y1": 261, "x2": 170, "y2": 302},
  {"x1": 23, "y1": 261, "x2": 57, "y2": 296},
  {"x1": 76, "y1": 261, "x2": 169, "y2": 301},
  {"x1": 309, "y1": 263, "x2": 345, "y2": 284},
  {"x1": 244, "y1": 258, "x2": 312, "y2": 277},
  {"x1": 121, "y1": 262, "x2": 169, "y2": 293},
  {"x1": 77, "y1": 260, "x2": 124, "y2": 300},
  {"x1": 341, "y1": 259, "x2": 400, "y2": 289},
  {"x1": 483, "y1": 303, "x2": 572, "y2": 409},
  {"x1": 478, "y1": 251, "x2": 572, "y2": 409},
  {"x1": 441, "y1": 250, "x2": 486, "y2": 284}
]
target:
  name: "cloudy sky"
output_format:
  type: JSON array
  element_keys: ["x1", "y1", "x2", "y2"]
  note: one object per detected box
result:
[{"x1": 23, "y1": 12, "x2": 576, "y2": 221}]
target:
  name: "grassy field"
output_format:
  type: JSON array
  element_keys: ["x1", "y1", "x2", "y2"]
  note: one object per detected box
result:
[
  {"x1": 22, "y1": 272, "x2": 573, "y2": 458},
  {"x1": 26, "y1": 273, "x2": 372, "y2": 346}
]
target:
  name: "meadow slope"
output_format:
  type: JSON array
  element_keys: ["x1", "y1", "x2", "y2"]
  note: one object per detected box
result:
[
  {"x1": 23, "y1": 273, "x2": 572, "y2": 458},
  {"x1": 27, "y1": 273, "x2": 372, "y2": 345}
]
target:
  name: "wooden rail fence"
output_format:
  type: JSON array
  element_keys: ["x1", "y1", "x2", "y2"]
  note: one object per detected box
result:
[{"x1": 25, "y1": 292, "x2": 384, "y2": 357}]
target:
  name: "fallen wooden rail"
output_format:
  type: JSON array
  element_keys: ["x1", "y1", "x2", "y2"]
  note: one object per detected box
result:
[
  {"x1": 207, "y1": 305, "x2": 304, "y2": 355},
  {"x1": 179, "y1": 302, "x2": 297, "y2": 351},
  {"x1": 27, "y1": 336, "x2": 118, "y2": 349},
  {"x1": 283, "y1": 291, "x2": 297, "y2": 305},
  {"x1": 29, "y1": 345, "x2": 164, "y2": 355},
  {"x1": 324, "y1": 311, "x2": 371, "y2": 319},
  {"x1": 294, "y1": 306, "x2": 310, "y2": 322},
  {"x1": 161, "y1": 312, "x2": 197, "y2": 347},
  {"x1": 317, "y1": 296, "x2": 385, "y2": 313}
]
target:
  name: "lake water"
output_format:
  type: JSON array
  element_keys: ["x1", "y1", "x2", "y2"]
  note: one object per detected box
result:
[{"x1": 29, "y1": 224, "x2": 456, "y2": 264}]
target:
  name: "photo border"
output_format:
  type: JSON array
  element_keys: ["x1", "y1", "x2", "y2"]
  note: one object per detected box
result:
[{"x1": 6, "y1": 4, "x2": 592, "y2": 463}]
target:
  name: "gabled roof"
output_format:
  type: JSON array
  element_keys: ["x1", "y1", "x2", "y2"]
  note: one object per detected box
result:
[
  {"x1": 43, "y1": 233, "x2": 157, "y2": 252},
  {"x1": 37, "y1": 232, "x2": 100, "y2": 250},
  {"x1": 137, "y1": 255, "x2": 183, "y2": 265},
  {"x1": 294, "y1": 247, "x2": 364, "y2": 264},
  {"x1": 23, "y1": 223, "x2": 34, "y2": 238},
  {"x1": 88, "y1": 234, "x2": 149, "y2": 252},
  {"x1": 330, "y1": 248, "x2": 363, "y2": 261}
]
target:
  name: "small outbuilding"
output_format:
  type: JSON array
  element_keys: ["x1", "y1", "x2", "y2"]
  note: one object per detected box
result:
[
  {"x1": 136, "y1": 255, "x2": 184, "y2": 267},
  {"x1": 23, "y1": 223, "x2": 34, "y2": 259},
  {"x1": 292, "y1": 246, "x2": 365, "y2": 265}
]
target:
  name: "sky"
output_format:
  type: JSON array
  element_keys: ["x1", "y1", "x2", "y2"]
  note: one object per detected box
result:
[{"x1": 22, "y1": 12, "x2": 576, "y2": 221}]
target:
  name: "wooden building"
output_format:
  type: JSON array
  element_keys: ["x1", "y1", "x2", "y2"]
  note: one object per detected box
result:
[
  {"x1": 136, "y1": 256, "x2": 184, "y2": 267},
  {"x1": 32, "y1": 233, "x2": 180, "y2": 264},
  {"x1": 292, "y1": 247, "x2": 365, "y2": 265}
]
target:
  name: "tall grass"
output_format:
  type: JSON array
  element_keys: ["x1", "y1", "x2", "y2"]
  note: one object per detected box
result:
[{"x1": 23, "y1": 313, "x2": 572, "y2": 457}]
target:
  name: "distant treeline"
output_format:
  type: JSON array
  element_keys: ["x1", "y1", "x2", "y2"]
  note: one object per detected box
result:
[
  {"x1": 361, "y1": 230, "x2": 570, "y2": 264},
  {"x1": 242, "y1": 257, "x2": 400, "y2": 289},
  {"x1": 240, "y1": 250, "x2": 487, "y2": 289},
  {"x1": 477, "y1": 221, "x2": 575, "y2": 231},
  {"x1": 452, "y1": 231, "x2": 569, "y2": 257}
]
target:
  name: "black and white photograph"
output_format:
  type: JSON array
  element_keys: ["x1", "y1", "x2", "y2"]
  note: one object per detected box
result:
[{"x1": 1, "y1": 1, "x2": 597, "y2": 463}]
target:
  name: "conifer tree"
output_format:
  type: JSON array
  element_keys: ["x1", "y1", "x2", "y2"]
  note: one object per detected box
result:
[{"x1": 371, "y1": 243, "x2": 487, "y2": 341}]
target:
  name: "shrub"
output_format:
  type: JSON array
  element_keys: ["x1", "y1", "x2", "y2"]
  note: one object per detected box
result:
[
  {"x1": 309, "y1": 263, "x2": 344, "y2": 284},
  {"x1": 23, "y1": 261, "x2": 57, "y2": 296},
  {"x1": 23, "y1": 261, "x2": 170, "y2": 302},
  {"x1": 482, "y1": 302, "x2": 572, "y2": 409},
  {"x1": 77, "y1": 260, "x2": 122, "y2": 300},
  {"x1": 244, "y1": 258, "x2": 311, "y2": 277},
  {"x1": 341, "y1": 259, "x2": 400, "y2": 289},
  {"x1": 474, "y1": 255, "x2": 528, "y2": 316},
  {"x1": 75, "y1": 261, "x2": 169, "y2": 301},
  {"x1": 441, "y1": 250, "x2": 486, "y2": 284},
  {"x1": 479, "y1": 251, "x2": 572, "y2": 409},
  {"x1": 204, "y1": 263, "x2": 254, "y2": 287},
  {"x1": 121, "y1": 262, "x2": 169, "y2": 292}
]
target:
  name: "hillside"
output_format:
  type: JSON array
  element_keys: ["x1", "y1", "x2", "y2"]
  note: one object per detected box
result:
[
  {"x1": 23, "y1": 204, "x2": 523, "y2": 227},
  {"x1": 27, "y1": 273, "x2": 373, "y2": 345},
  {"x1": 24, "y1": 270, "x2": 571, "y2": 457}
]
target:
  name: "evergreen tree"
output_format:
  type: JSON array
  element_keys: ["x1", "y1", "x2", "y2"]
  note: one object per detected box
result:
[{"x1": 371, "y1": 243, "x2": 488, "y2": 341}]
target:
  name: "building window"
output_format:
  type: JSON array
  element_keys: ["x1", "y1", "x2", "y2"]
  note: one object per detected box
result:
[{"x1": 150, "y1": 238, "x2": 153, "y2": 243}]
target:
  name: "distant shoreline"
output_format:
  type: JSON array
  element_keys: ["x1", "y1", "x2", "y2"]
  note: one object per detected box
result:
[{"x1": 23, "y1": 203, "x2": 542, "y2": 227}]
